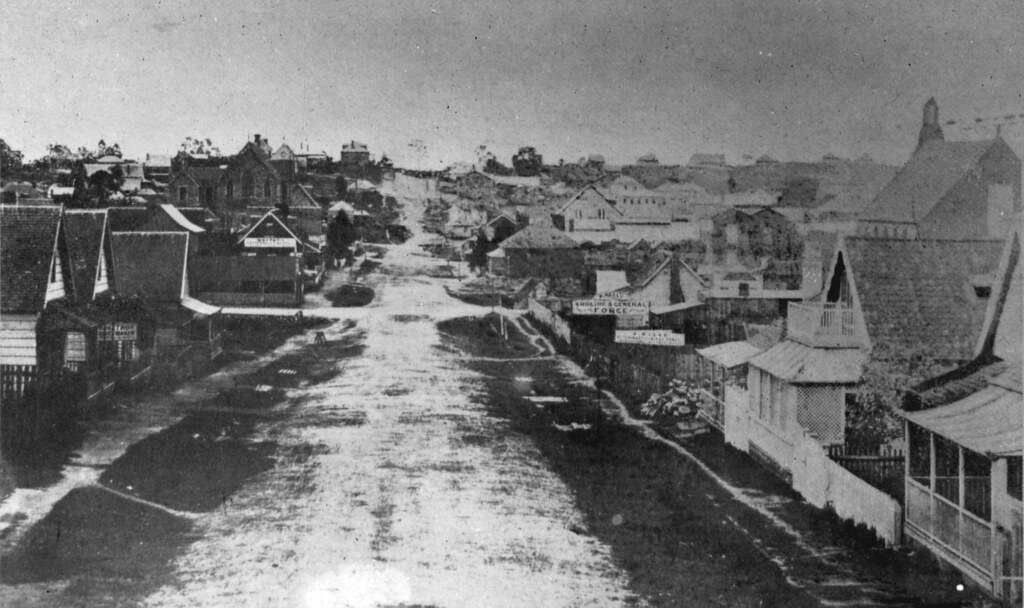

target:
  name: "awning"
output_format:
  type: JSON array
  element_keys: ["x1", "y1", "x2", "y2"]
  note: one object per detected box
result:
[
  {"x1": 697, "y1": 341, "x2": 764, "y2": 368},
  {"x1": 650, "y1": 301, "x2": 703, "y2": 315},
  {"x1": 749, "y1": 340, "x2": 866, "y2": 384},
  {"x1": 181, "y1": 297, "x2": 222, "y2": 316},
  {"x1": 904, "y1": 385, "x2": 1022, "y2": 457}
]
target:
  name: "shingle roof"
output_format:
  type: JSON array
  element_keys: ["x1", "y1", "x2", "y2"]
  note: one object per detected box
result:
[
  {"x1": 186, "y1": 166, "x2": 227, "y2": 185},
  {"x1": 1, "y1": 205, "x2": 62, "y2": 313},
  {"x1": 111, "y1": 232, "x2": 188, "y2": 303},
  {"x1": 501, "y1": 223, "x2": 577, "y2": 249},
  {"x1": 63, "y1": 210, "x2": 108, "y2": 302},
  {"x1": 844, "y1": 237, "x2": 1004, "y2": 361},
  {"x1": 106, "y1": 207, "x2": 153, "y2": 231},
  {"x1": 861, "y1": 139, "x2": 996, "y2": 224}
]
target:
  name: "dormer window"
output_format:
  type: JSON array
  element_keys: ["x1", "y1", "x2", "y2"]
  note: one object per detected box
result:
[{"x1": 974, "y1": 285, "x2": 992, "y2": 298}]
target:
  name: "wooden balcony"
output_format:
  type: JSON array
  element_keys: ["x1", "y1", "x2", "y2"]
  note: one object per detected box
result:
[{"x1": 786, "y1": 302, "x2": 865, "y2": 348}]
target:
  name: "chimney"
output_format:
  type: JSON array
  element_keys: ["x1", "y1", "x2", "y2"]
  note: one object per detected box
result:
[
  {"x1": 917, "y1": 98, "x2": 944, "y2": 149},
  {"x1": 254, "y1": 134, "x2": 261, "y2": 144}
]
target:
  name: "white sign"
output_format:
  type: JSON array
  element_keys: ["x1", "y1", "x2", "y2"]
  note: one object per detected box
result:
[
  {"x1": 615, "y1": 330, "x2": 686, "y2": 346},
  {"x1": 244, "y1": 236, "x2": 296, "y2": 249},
  {"x1": 572, "y1": 299, "x2": 649, "y2": 316},
  {"x1": 99, "y1": 322, "x2": 137, "y2": 341}
]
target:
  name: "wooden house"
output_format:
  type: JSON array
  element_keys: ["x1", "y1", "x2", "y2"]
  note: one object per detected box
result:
[
  {"x1": 0, "y1": 205, "x2": 77, "y2": 443},
  {"x1": 492, "y1": 223, "x2": 583, "y2": 280},
  {"x1": 741, "y1": 235, "x2": 1004, "y2": 479},
  {"x1": 695, "y1": 340, "x2": 764, "y2": 431},
  {"x1": 614, "y1": 251, "x2": 705, "y2": 310},
  {"x1": 552, "y1": 186, "x2": 619, "y2": 232},
  {"x1": 111, "y1": 232, "x2": 223, "y2": 379},
  {"x1": 62, "y1": 209, "x2": 155, "y2": 397},
  {"x1": 193, "y1": 210, "x2": 315, "y2": 306},
  {"x1": 901, "y1": 229, "x2": 1022, "y2": 602}
]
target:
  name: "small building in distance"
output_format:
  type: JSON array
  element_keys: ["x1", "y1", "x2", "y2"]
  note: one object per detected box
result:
[{"x1": 492, "y1": 223, "x2": 583, "y2": 280}]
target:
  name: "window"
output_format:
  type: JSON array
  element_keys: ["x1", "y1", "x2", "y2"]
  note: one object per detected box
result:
[
  {"x1": 1008, "y1": 456, "x2": 1022, "y2": 502},
  {"x1": 203, "y1": 186, "x2": 214, "y2": 205},
  {"x1": 738, "y1": 282, "x2": 750, "y2": 297},
  {"x1": 963, "y1": 449, "x2": 991, "y2": 520},
  {"x1": 226, "y1": 181, "x2": 234, "y2": 200},
  {"x1": 908, "y1": 424, "x2": 931, "y2": 487},
  {"x1": 178, "y1": 186, "x2": 187, "y2": 203},
  {"x1": 264, "y1": 179, "x2": 271, "y2": 198},
  {"x1": 934, "y1": 435, "x2": 960, "y2": 504},
  {"x1": 64, "y1": 331, "x2": 87, "y2": 370}
]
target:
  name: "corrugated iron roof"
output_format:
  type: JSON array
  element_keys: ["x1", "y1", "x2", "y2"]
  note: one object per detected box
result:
[
  {"x1": 749, "y1": 340, "x2": 866, "y2": 384},
  {"x1": 904, "y1": 384, "x2": 1022, "y2": 457},
  {"x1": 697, "y1": 341, "x2": 764, "y2": 368}
]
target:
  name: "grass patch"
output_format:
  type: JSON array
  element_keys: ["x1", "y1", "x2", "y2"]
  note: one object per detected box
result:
[
  {"x1": 99, "y1": 411, "x2": 275, "y2": 512},
  {"x1": 0, "y1": 486, "x2": 193, "y2": 601}
]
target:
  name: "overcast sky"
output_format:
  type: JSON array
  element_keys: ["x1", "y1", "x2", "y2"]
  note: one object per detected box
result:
[{"x1": 2, "y1": 0, "x2": 1022, "y2": 168}]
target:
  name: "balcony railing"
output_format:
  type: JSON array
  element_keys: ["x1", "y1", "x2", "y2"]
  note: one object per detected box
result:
[{"x1": 787, "y1": 302, "x2": 864, "y2": 347}]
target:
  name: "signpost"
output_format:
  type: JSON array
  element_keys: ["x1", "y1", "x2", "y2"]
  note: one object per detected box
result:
[
  {"x1": 614, "y1": 330, "x2": 686, "y2": 346},
  {"x1": 572, "y1": 298, "x2": 649, "y2": 316}
]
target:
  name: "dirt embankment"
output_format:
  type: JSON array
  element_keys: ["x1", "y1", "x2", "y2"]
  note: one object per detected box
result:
[{"x1": 436, "y1": 313, "x2": 537, "y2": 359}]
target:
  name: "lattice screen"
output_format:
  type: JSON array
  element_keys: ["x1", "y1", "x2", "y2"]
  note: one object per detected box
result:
[{"x1": 797, "y1": 385, "x2": 844, "y2": 444}]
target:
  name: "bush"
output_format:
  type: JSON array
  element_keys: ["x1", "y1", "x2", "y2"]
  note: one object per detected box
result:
[{"x1": 640, "y1": 379, "x2": 702, "y2": 420}]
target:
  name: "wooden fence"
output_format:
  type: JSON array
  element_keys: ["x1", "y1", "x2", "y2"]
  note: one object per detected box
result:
[{"x1": 827, "y1": 444, "x2": 905, "y2": 502}]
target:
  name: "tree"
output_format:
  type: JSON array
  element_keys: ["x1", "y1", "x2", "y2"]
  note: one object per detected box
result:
[
  {"x1": 1, "y1": 138, "x2": 25, "y2": 175},
  {"x1": 512, "y1": 146, "x2": 543, "y2": 177},
  {"x1": 335, "y1": 175, "x2": 348, "y2": 198},
  {"x1": 848, "y1": 344, "x2": 953, "y2": 450},
  {"x1": 179, "y1": 136, "x2": 222, "y2": 157}
]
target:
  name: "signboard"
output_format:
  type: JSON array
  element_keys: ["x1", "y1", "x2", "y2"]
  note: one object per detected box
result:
[
  {"x1": 99, "y1": 322, "x2": 137, "y2": 341},
  {"x1": 244, "y1": 236, "x2": 296, "y2": 249},
  {"x1": 615, "y1": 330, "x2": 686, "y2": 346},
  {"x1": 572, "y1": 298, "x2": 649, "y2": 316}
]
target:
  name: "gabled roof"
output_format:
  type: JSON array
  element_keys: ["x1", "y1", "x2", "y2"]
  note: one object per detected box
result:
[
  {"x1": 556, "y1": 185, "x2": 620, "y2": 216},
  {"x1": 236, "y1": 209, "x2": 302, "y2": 245},
  {"x1": 843, "y1": 237, "x2": 1004, "y2": 360},
  {"x1": 1, "y1": 205, "x2": 63, "y2": 313},
  {"x1": 111, "y1": 232, "x2": 189, "y2": 303},
  {"x1": 627, "y1": 252, "x2": 705, "y2": 291},
  {"x1": 500, "y1": 223, "x2": 578, "y2": 249},
  {"x1": 290, "y1": 183, "x2": 321, "y2": 210},
  {"x1": 231, "y1": 142, "x2": 281, "y2": 178},
  {"x1": 861, "y1": 138, "x2": 1002, "y2": 224},
  {"x1": 63, "y1": 209, "x2": 109, "y2": 301},
  {"x1": 486, "y1": 212, "x2": 516, "y2": 227}
]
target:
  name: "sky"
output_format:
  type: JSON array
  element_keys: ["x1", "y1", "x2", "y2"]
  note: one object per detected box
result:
[{"x1": 1, "y1": 0, "x2": 1022, "y2": 169}]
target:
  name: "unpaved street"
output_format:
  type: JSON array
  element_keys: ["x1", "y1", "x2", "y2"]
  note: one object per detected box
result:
[{"x1": 0, "y1": 177, "x2": 980, "y2": 607}]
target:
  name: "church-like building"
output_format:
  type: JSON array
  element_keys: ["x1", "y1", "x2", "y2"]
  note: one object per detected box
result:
[{"x1": 858, "y1": 98, "x2": 1021, "y2": 240}]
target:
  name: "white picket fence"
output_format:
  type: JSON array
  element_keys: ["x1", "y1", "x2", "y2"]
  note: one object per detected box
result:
[{"x1": 723, "y1": 383, "x2": 903, "y2": 546}]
